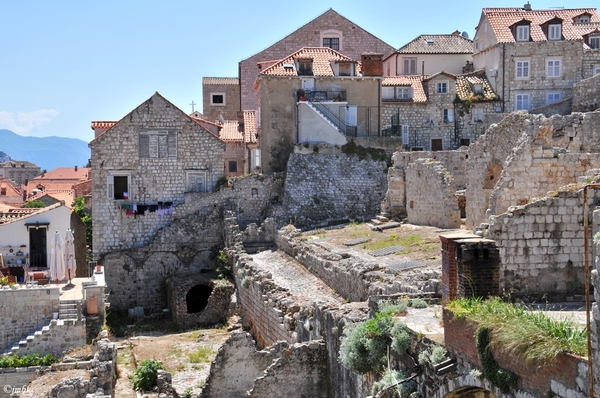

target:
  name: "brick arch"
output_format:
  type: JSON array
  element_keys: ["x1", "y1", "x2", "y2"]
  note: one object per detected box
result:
[
  {"x1": 429, "y1": 373, "x2": 536, "y2": 398},
  {"x1": 484, "y1": 161, "x2": 503, "y2": 189}
]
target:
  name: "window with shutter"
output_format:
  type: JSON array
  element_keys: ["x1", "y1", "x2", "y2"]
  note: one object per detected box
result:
[{"x1": 139, "y1": 131, "x2": 177, "y2": 159}]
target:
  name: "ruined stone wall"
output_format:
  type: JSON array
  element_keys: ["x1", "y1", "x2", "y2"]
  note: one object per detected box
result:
[
  {"x1": 277, "y1": 153, "x2": 388, "y2": 229},
  {"x1": 486, "y1": 188, "x2": 600, "y2": 300},
  {"x1": 573, "y1": 74, "x2": 600, "y2": 113},
  {"x1": 392, "y1": 150, "x2": 468, "y2": 188},
  {"x1": 0, "y1": 286, "x2": 60, "y2": 352},
  {"x1": 529, "y1": 97, "x2": 572, "y2": 117},
  {"x1": 383, "y1": 167, "x2": 405, "y2": 218},
  {"x1": 406, "y1": 159, "x2": 461, "y2": 229}
]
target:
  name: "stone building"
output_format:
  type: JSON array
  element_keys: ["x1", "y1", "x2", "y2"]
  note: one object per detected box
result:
[
  {"x1": 255, "y1": 47, "x2": 382, "y2": 173},
  {"x1": 383, "y1": 31, "x2": 474, "y2": 77},
  {"x1": 89, "y1": 92, "x2": 226, "y2": 258},
  {"x1": 473, "y1": 5, "x2": 600, "y2": 112},
  {"x1": 202, "y1": 77, "x2": 240, "y2": 123},
  {"x1": 0, "y1": 160, "x2": 40, "y2": 186},
  {"x1": 238, "y1": 8, "x2": 395, "y2": 114},
  {"x1": 382, "y1": 69, "x2": 500, "y2": 151}
]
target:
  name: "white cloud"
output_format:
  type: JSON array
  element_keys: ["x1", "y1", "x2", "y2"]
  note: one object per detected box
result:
[{"x1": 0, "y1": 109, "x2": 59, "y2": 134}]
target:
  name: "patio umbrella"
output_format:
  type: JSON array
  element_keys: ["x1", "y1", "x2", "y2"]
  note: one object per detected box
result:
[
  {"x1": 64, "y1": 229, "x2": 76, "y2": 283},
  {"x1": 49, "y1": 231, "x2": 66, "y2": 284}
]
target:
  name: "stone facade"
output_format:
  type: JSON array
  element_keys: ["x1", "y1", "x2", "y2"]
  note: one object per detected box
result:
[
  {"x1": 406, "y1": 159, "x2": 461, "y2": 229},
  {"x1": 573, "y1": 73, "x2": 600, "y2": 113},
  {"x1": 275, "y1": 152, "x2": 388, "y2": 229},
  {"x1": 202, "y1": 77, "x2": 240, "y2": 123},
  {"x1": 239, "y1": 9, "x2": 394, "y2": 112},
  {"x1": 0, "y1": 161, "x2": 40, "y2": 186},
  {"x1": 89, "y1": 92, "x2": 226, "y2": 258}
]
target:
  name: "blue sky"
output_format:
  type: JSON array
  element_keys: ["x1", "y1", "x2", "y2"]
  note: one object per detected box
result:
[{"x1": 1, "y1": 0, "x2": 597, "y2": 142}]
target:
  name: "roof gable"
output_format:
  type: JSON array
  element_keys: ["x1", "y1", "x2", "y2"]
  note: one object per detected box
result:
[
  {"x1": 396, "y1": 34, "x2": 473, "y2": 54},
  {"x1": 260, "y1": 47, "x2": 357, "y2": 77}
]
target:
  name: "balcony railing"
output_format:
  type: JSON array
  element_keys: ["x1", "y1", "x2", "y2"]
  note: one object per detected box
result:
[{"x1": 298, "y1": 89, "x2": 347, "y2": 102}]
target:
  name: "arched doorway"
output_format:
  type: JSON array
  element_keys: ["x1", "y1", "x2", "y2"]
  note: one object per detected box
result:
[{"x1": 186, "y1": 284, "x2": 213, "y2": 313}]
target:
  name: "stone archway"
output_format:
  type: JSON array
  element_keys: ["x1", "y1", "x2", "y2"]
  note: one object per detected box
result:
[
  {"x1": 186, "y1": 284, "x2": 213, "y2": 313},
  {"x1": 444, "y1": 386, "x2": 498, "y2": 398}
]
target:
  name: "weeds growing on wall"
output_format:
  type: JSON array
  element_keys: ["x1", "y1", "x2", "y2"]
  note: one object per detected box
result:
[
  {"x1": 371, "y1": 368, "x2": 417, "y2": 397},
  {"x1": 341, "y1": 140, "x2": 389, "y2": 163},
  {"x1": 476, "y1": 327, "x2": 519, "y2": 393},
  {"x1": 447, "y1": 297, "x2": 587, "y2": 362},
  {"x1": 131, "y1": 359, "x2": 164, "y2": 392},
  {"x1": 417, "y1": 344, "x2": 448, "y2": 367},
  {"x1": 0, "y1": 353, "x2": 58, "y2": 368}
]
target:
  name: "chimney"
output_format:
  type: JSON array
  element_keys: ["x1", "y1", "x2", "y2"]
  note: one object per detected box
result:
[
  {"x1": 523, "y1": 2, "x2": 532, "y2": 11},
  {"x1": 74, "y1": 165, "x2": 78, "y2": 172},
  {"x1": 24, "y1": 178, "x2": 28, "y2": 185},
  {"x1": 361, "y1": 53, "x2": 384, "y2": 77},
  {"x1": 23, "y1": 189, "x2": 26, "y2": 202}
]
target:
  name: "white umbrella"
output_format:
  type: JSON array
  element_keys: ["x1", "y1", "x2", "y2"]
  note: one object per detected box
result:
[
  {"x1": 49, "y1": 231, "x2": 66, "y2": 283},
  {"x1": 64, "y1": 229, "x2": 76, "y2": 283}
]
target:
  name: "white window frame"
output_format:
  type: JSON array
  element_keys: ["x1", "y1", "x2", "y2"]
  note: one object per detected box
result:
[
  {"x1": 437, "y1": 82, "x2": 448, "y2": 94},
  {"x1": 547, "y1": 92, "x2": 562, "y2": 104},
  {"x1": 590, "y1": 36, "x2": 600, "y2": 49},
  {"x1": 516, "y1": 60, "x2": 530, "y2": 78},
  {"x1": 401, "y1": 125, "x2": 409, "y2": 145},
  {"x1": 210, "y1": 93, "x2": 226, "y2": 106},
  {"x1": 382, "y1": 86, "x2": 412, "y2": 100},
  {"x1": 251, "y1": 148, "x2": 261, "y2": 169},
  {"x1": 548, "y1": 24, "x2": 561, "y2": 40},
  {"x1": 517, "y1": 25, "x2": 530, "y2": 42},
  {"x1": 106, "y1": 172, "x2": 131, "y2": 200},
  {"x1": 472, "y1": 108, "x2": 484, "y2": 122},
  {"x1": 402, "y1": 57, "x2": 417, "y2": 74},
  {"x1": 186, "y1": 171, "x2": 208, "y2": 193},
  {"x1": 546, "y1": 59, "x2": 561, "y2": 78},
  {"x1": 443, "y1": 109, "x2": 454, "y2": 122},
  {"x1": 397, "y1": 87, "x2": 411, "y2": 99},
  {"x1": 515, "y1": 93, "x2": 530, "y2": 110},
  {"x1": 594, "y1": 67, "x2": 600, "y2": 76}
]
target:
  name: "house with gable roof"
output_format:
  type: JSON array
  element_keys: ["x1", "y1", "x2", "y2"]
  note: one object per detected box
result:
[
  {"x1": 383, "y1": 31, "x2": 474, "y2": 77},
  {"x1": 473, "y1": 4, "x2": 600, "y2": 112},
  {"x1": 89, "y1": 92, "x2": 226, "y2": 258},
  {"x1": 255, "y1": 47, "x2": 385, "y2": 172}
]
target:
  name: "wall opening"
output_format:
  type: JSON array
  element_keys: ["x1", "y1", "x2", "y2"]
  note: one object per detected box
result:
[
  {"x1": 186, "y1": 284, "x2": 213, "y2": 313},
  {"x1": 444, "y1": 386, "x2": 498, "y2": 398}
]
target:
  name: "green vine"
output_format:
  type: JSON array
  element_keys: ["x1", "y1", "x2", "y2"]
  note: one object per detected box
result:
[{"x1": 476, "y1": 328, "x2": 518, "y2": 393}]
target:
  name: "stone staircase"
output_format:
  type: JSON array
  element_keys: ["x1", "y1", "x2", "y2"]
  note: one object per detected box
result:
[
  {"x1": 6, "y1": 317, "x2": 85, "y2": 357},
  {"x1": 59, "y1": 300, "x2": 81, "y2": 320},
  {"x1": 306, "y1": 101, "x2": 344, "y2": 132},
  {"x1": 367, "y1": 212, "x2": 401, "y2": 231}
]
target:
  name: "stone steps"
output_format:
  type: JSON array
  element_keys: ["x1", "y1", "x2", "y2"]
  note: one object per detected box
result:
[{"x1": 59, "y1": 300, "x2": 81, "y2": 320}]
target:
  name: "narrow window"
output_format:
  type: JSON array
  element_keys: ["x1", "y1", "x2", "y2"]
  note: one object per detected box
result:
[
  {"x1": 403, "y1": 58, "x2": 417, "y2": 74},
  {"x1": 515, "y1": 93, "x2": 530, "y2": 110},
  {"x1": 516, "y1": 60, "x2": 530, "y2": 78},
  {"x1": 516, "y1": 25, "x2": 529, "y2": 41},
  {"x1": 547, "y1": 59, "x2": 561, "y2": 77},
  {"x1": 228, "y1": 160, "x2": 238, "y2": 173},
  {"x1": 549, "y1": 24, "x2": 561, "y2": 40}
]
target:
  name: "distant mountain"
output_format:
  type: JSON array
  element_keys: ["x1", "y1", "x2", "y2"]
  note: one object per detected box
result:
[{"x1": 0, "y1": 129, "x2": 89, "y2": 171}]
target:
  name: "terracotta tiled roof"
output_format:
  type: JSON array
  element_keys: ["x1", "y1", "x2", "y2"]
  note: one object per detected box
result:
[
  {"x1": 396, "y1": 34, "x2": 473, "y2": 54},
  {"x1": 243, "y1": 110, "x2": 258, "y2": 144},
  {"x1": 34, "y1": 167, "x2": 90, "y2": 180},
  {"x1": 482, "y1": 7, "x2": 600, "y2": 43},
  {"x1": 455, "y1": 70, "x2": 499, "y2": 102},
  {"x1": 90, "y1": 121, "x2": 117, "y2": 130},
  {"x1": 219, "y1": 121, "x2": 243, "y2": 142},
  {"x1": 260, "y1": 47, "x2": 358, "y2": 77},
  {"x1": 202, "y1": 77, "x2": 239, "y2": 85},
  {"x1": 0, "y1": 160, "x2": 38, "y2": 168},
  {"x1": 381, "y1": 76, "x2": 428, "y2": 103},
  {"x1": 0, "y1": 202, "x2": 62, "y2": 225}
]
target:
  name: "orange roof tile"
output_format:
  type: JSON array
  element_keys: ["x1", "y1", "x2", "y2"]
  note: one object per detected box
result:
[
  {"x1": 260, "y1": 47, "x2": 357, "y2": 77},
  {"x1": 482, "y1": 7, "x2": 600, "y2": 43},
  {"x1": 455, "y1": 70, "x2": 499, "y2": 102},
  {"x1": 243, "y1": 111, "x2": 258, "y2": 144},
  {"x1": 219, "y1": 121, "x2": 243, "y2": 142},
  {"x1": 382, "y1": 76, "x2": 428, "y2": 103},
  {"x1": 396, "y1": 33, "x2": 473, "y2": 54},
  {"x1": 34, "y1": 167, "x2": 90, "y2": 181},
  {"x1": 90, "y1": 121, "x2": 117, "y2": 130}
]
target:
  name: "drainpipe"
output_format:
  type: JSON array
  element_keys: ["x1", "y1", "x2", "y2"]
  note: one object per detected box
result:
[
  {"x1": 502, "y1": 44, "x2": 506, "y2": 112},
  {"x1": 377, "y1": 78, "x2": 381, "y2": 137},
  {"x1": 583, "y1": 184, "x2": 597, "y2": 398}
]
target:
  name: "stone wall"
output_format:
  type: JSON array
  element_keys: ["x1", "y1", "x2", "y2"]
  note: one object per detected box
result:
[
  {"x1": 17, "y1": 319, "x2": 86, "y2": 357},
  {"x1": 592, "y1": 212, "x2": 600, "y2": 398},
  {"x1": 277, "y1": 153, "x2": 388, "y2": 229},
  {"x1": 0, "y1": 286, "x2": 60, "y2": 353},
  {"x1": 406, "y1": 159, "x2": 461, "y2": 229},
  {"x1": 392, "y1": 150, "x2": 468, "y2": 188},
  {"x1": 573, "y1": 74, "x2": 600, "y2": 113},
  {"x1": 529, "y1": 97, "x2": 572, "y2": 117},
  {"x1": 202, "y1": 77, "x2": 240, "y2": 122},
  {"x1": 486, "y1": 187, "x2": 600, "y2": 300}
]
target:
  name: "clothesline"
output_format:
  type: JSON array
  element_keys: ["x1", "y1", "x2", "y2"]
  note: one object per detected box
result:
[{"x1": 121, "y1": 201, "x2": 173, "y2": 217}]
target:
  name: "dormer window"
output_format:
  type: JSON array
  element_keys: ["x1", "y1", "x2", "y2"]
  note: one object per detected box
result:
[
  {"x1": 336, "y1": 62, "x2": 354, "y2": 77},
  {"x1": 590, "y1": 35, "x2": 600, "y2": 49},
  {"x1": 382, "y1": 86, "x2": 413, "y2": 101},
  {"x1": 297, "y1": 59, "x2": 313, "y2": 76},
  {"x1": 574, "y1": 14, "x2": 591, "y2": 24},
  {"x1": 472, "y1": 83, "x2": 483, "y2": 94},
  {"x1": 516, "y1": 24, "x2": 530, "y2": 42},
  {"x1": 548, "y1": 23, "x2": 562, "y2": 40}
]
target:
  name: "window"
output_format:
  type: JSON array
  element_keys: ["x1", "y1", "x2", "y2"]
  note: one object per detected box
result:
[
  {"x1": 460, "y1": 139, "x2": 471, "y2": 147},
  {"x1": 516, "y1": 25, "x2": 530, "y2": 42},
  {"x1": 382, "y1": 86, "x2": 412, "y2": 100},
  {"x1": 472, "y1": 83, "x2": 483, "y2": 94},
  {"x1": 228, "y1": 160, "x2": 238, "y2": 173},
  {"x1": 472, "y1": 108, "x2": 484, "y2": 122},
  {"x1": 401, "y1": 125, "x2": 409, "y2": 145},
  {"x1": 590, "y1": 36, "x2": 600, "y2": 49},
  {"x1": 437, "y1": 82, "x2": 448, "y2": 93},
  {"x1": 297, "y1": 60, "x2": 313, "y2": 76},
  {"x1": 0, "y1": 188, "x2": 5, "y2": 196},
  {"x1": 251, "y1": 149, "x2": 261, "y2": 169},
  {"x1": 443, "y1": 109, "x2": 454, "y2": 122},
  {"x1": 186, "y1": 171, "x2": 207, "y2": 193},
  {"x1": 595, "y1": 67, "x2": 600, "y2": 76},
  {"x1": 516, "y1": 60, "x2": 530, "y2": 78},
  {"x1": 403, "y1": 58, "x2": 417, "y2": 74},
  {"x1": 139, "y1": 131, "x2": 177, "y2": 159},
  {"x1": 578, "y1": 16, "x2": 590, "y2": 23},
  {"x1": 211, "y1": 93, "x2": 225, "y2": 106},
  {"x1": 549, "y1": 24, "x2": 562, "y2": 40},
  {"x1": 431, "y1": 139, "x2": 443, "y2": 151},
  {"x1": 547, "y1": 59, "x2": 561, "y2": 77},
  {"x1": 515, "y1": 93, "x2": 530, "y2": 110},
  {"x1": 337, "y1": 62, "x2": 353, "y2": 76},
  {"x1": 323, "y1": 37, "x2": 339, "y2": 51},
  {"x1": 547, "y1": 92, "x2": 562, "y2": 104},
  {"x1": 107, "y1": 174, "x2": 131, "y2": 200}
]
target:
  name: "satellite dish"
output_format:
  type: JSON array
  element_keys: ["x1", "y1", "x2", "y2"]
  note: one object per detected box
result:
[{"x1": 461, "y1": 31, "x2": 469, "y2": 39}]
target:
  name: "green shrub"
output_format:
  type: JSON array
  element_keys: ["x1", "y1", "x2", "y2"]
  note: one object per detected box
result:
[
  {"x1": 410, "y1": 298, "x2": 428, "y2": 309},
  {"x1": 477, "y1": 327, "x2": 518, "y2": 393},
  {"x1": 188, "y1": 347, "x2": 214, "y2": 363},
  {"x1": 0, "y1": 353, "x2": 58, "y2": 368},
  {"x1": 371, "y1": 368, "x2": 416, "y2": 397},
  {"x1": 418, "y1": 345, "x2": 448, "y2": 366},
  {"x1": 241, "y1": 276, "x2": 254, "y2": 288},
  {"x1": 390, "y1": 322, "x2": 410, "y2": 354},
  {"x1": 131, "y1": 360, "x2": 164, "y2": 392},
  {"x1": 378, "y1": 299, "x2": 408, "y2": 315}
]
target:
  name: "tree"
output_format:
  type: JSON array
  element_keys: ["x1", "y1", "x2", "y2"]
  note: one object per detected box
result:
[{"x1": 23, "y1": 200, "x2": 45, "y2": 208}]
